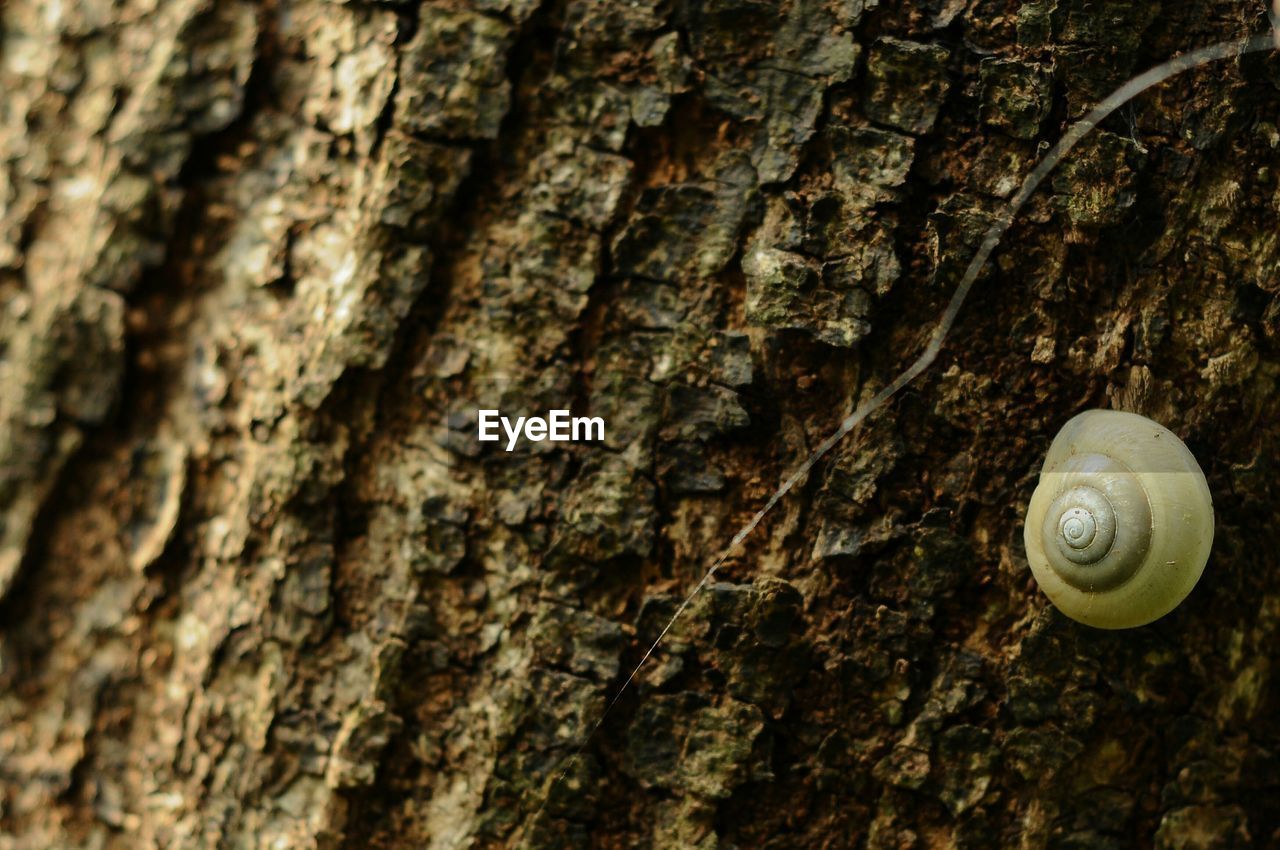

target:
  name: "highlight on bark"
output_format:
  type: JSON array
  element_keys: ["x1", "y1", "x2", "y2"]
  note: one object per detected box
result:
[{"x1": 526, "y1": 25, "x2": 1280, "y2": 826}]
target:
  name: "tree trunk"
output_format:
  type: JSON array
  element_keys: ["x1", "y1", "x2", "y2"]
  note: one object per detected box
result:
[{"x1": 2, "y1": 0, "x2": 1278, "y2": 848}]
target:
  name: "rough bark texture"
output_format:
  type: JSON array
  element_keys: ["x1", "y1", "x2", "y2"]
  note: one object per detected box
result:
[{"x1": 2, "y1": 1, "x2": 1279, "y2": 848}]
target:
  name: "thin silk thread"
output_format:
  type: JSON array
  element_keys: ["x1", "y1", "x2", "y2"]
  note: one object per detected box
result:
[{"x1": 530, "y1": 28, "x2": 1278, "y2": 822}]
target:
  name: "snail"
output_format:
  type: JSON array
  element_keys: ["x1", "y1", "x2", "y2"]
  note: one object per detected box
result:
[{"x1": 1023, "y1": 409, "x2": 1214, "y2": 629}]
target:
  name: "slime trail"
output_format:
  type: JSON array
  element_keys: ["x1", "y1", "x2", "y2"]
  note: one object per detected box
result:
[{"x1": 530, "y1": 26, "x2": 1279, "y2": 825}]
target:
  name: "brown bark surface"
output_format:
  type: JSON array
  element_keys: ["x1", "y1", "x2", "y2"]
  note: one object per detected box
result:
[{"x1": 2, "y1": 1, "x2": 1279, "y2": 848}]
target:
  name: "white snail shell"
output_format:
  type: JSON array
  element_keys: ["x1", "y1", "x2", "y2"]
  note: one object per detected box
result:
[{"x1": 1023, "y1": 409, "x2": 1214, "y2": 629}]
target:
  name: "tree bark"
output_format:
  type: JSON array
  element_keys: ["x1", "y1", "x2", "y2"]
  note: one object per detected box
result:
[{"x1": 2, "y1": 1, "x2": 1278, "y2": 848}]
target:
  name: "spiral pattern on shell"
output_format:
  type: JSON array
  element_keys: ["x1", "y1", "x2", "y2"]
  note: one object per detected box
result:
[{"x1": 1024, "y1": 410, "x2": 1213, "y2": 629}]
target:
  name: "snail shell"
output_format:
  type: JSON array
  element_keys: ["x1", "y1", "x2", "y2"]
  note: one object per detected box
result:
[{"x1": 1023, "y1": 409, "x2": 1214, "y2": 629}]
